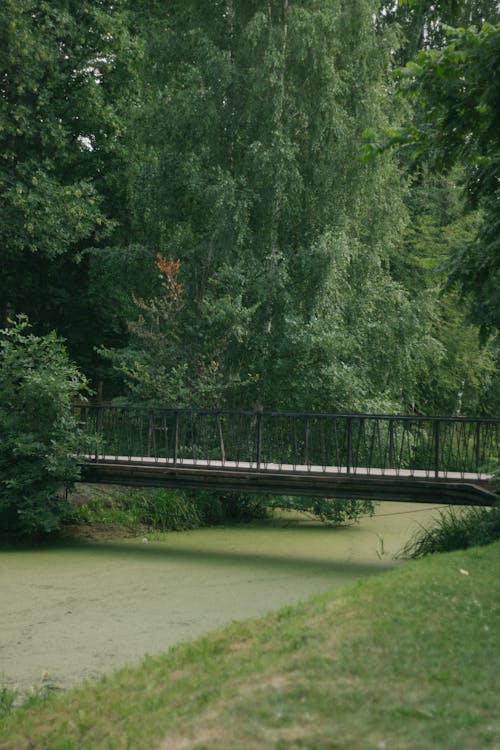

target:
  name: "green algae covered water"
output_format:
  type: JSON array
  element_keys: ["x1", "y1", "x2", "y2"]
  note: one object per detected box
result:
[{"x1": 0, "y1": 502, "x2": 441, "y2": 694}]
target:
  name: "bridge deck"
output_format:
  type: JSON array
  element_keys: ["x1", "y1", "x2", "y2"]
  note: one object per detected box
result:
[
  {"x1": 81, "y1": 455, "x2": 497, "y2": 506},
  {"x1": 89, "y1": 455, "x2": 491, "y2": 481}
]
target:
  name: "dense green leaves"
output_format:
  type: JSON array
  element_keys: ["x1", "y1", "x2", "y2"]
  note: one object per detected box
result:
[
  {"x1": 0, "y1": 0, "x2": 496, "y2": 421},
  {"x1": 1, "y1": 1, "x2": 498, "y2": 541},
  {"x1": 390, "y1": 169, "x2": 499, "y2": 415},
  {"x1": 379, "y1": 0, "x2": 499, "y2": 62},
  {"x1": 0, "y1": 0, "x2": 135, "y2": 375},
  {"x1": 371, "y1": 21, "x2": 500, "y2": 336},
  {"x1": 0, "y1": 317, "x2": 89, "y2": 534},
  {"x1": 0, "y1": 1, "x2": 121, "y2": 252},
  {"x1": 113, "y1": 0, "x2": 441, "y2": 413}
]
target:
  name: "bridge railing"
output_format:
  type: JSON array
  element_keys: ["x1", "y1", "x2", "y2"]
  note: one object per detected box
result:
[{"x1": 74, "y1": 406, "x2": 499, "y2": 479}]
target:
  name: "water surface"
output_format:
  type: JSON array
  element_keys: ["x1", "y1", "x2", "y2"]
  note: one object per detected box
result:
[{"x1": 0, "y1": 502, "x2": 441, "y2": 694}]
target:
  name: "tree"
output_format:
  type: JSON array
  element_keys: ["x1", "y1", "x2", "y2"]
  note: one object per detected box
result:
[
  {"x1": 0, "y1": 317, "x2": 89, "y2": 535},
  {"x1": 0, "y1": 0, "x2": 135, "y2": 377},
  {"x1": 379, "y1": 0, "x2": 499, "y2": 63},
  {"x1": 390, "y1": 168, "x2": 499, "y2": 415},
  {"x1": 100, "y1": 253, "x2": 238, "y2": 407},
  {"x1": 112, "y1": 0, "x2": 441, "y2": 413},
  {"x1": 370, "y1": 21, "x2": 500, "y2": 336}
]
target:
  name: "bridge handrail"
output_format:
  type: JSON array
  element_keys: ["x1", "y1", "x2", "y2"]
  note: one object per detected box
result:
[
  {"x1": 73, "y1": 405, "x2": 499, "y2": 481},
  {"x1": 74, "y1": 404, "x2": 500, "y2": 423}
]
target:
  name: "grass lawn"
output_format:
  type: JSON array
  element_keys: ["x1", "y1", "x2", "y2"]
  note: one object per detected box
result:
[{"x1": 1, "y1": 541, "x2": 499, "y2": 750}]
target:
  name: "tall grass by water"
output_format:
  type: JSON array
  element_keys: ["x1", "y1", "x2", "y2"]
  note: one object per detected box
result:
[
  {"x1": 399, "y1": 503, "x2": 500, "y2": 558},
  {"x1": 63, "y1": 487, "x2": 268, "y2": 533},
  {"x1": 63, "y1": 486, "x2": 375, "y2": 536}
]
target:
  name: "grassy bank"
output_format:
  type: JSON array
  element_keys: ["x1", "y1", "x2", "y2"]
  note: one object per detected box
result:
[{"x1": 1, "y1": 541, "x2": 499, "y2": 749}]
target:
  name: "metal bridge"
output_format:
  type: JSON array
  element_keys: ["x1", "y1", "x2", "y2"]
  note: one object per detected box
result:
[{"x1": 77, "y1": 406, "x2": 499, "y2": 506}]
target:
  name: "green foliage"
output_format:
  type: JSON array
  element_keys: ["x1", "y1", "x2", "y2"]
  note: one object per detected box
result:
[
  {"x1": 192, "y1": 492, "x2": 269, "y2": 525},
  {"x1": 65, "y1": 488, "x2": 269, "y2": 532},
  {"x1": 108, "y1": 0, "x2": 443, "y2": 414},
  {"x1": 2, "y1": 0, "x2": 496, "y2": 417},
  {"x1": 379, "y1": 0, "x2": 499, "y2": 64},
  {"x1": 0, "y1": 0, "x2": 115, "y2": 256},
  {"x1": 277, "y1": 234, "x2": 443, "y2": 413},
  {"x1": 0, "y1": 317, "x2": 89, "y2": 535},
  {"x1": 65, "y1": 488, "x2": 372, "y2": 532},
  {"x1": 266, "y1": 496, "x2": 376, "y2": 526},
  {"x1": 68, "y1": 489, "x2": 203, "y2": 532},
  {"x1": 372, "y1": 21, "x2": 500, "y2": 335},
  {"x1": 0, "y1": 0, "x2": 136, "y2": 379},
  {"x1": 399, "y1": 503, "x2": 500, "y2": 557},
  {"x1": 131, "y1": 491, "x2": 202, "y2": 532},
  {"x1": 0, "y1": 687, "x2": 16, "y2": 718},
  {"x1": 390, "y1": 168, "x2": 499, "y2": 415},
  {"x1": 394, "y1": 23, "x2": 500, "y2": 176}
]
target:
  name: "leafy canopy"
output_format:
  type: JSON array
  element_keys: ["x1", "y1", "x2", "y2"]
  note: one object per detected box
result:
[
  {"x1": 0, "y1": 317, "x2": 89, "y2": 535},
  {"x1": 366, "y1": 21, "x2": 500, "y2": 335}
]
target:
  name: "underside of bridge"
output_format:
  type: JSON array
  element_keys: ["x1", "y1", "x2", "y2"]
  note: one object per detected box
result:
[{"x1": 80, "y1": 460, "x2": 497, "y2": 507}]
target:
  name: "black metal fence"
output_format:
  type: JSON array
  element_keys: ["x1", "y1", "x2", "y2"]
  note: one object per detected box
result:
[{"x1": 74, "y1": 406, "x2": 500, "y2": 479}]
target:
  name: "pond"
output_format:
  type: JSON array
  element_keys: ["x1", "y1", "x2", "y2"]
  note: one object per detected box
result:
[{"x1": 0, "y1": 502, "x2": 441, "y2": 695}]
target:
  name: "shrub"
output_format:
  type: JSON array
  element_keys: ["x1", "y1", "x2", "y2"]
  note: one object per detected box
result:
[
  {"x1": 187, "y1": 493, "x2": 370, "y2": 526},
  {"x1": 64, "y1": 489, "x2": 373, "y2": 535},
  {"x1": 131, "y1": 490, "x2": 202, "y2": 530},
  {"x1": 202, "y1": 492, "x2": 269, "y2": 523},
  {"x1": 0, "y1": 316, "x2": 89, "y2": 535},
  {"x1": 65, "y1": 488, "x2": 268, "y2": 532},
  {"x1": 65, "y1": 489, "x2": 203, "y2": 532},
  {"x1": 265, "y1": 496, "x2": 376, "y2": 525}
]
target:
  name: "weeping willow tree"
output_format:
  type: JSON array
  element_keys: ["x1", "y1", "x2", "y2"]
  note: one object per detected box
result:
[{"x1": 110, "y1": 0, "x2": 441, "y2": 411}]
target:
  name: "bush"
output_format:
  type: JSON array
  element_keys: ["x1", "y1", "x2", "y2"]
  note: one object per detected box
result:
[
  {"x1": 186, "y1": 493, "x2": 369, "y2": 527},
  {"x1": 264, "y1": 496, "x2": 376, "y2": 525},
  {"x1": 66, "y1": 488, "x2": 204, "y2": 532},
  {"x1": 131, "y1": 490, "x2": 202, "y2": 530},
  {"x1": 65, "y1": 488, "x2": 268, "y2": 532},
  {"x1": 0, "y1": 317, "x2": 89, "y2": 535},
  {"x1": 195, "y1": 492, "x2": 269, "y2": 524},
  {"x1": 66, "y1": 489, "x2": 374, "y2": 533}
]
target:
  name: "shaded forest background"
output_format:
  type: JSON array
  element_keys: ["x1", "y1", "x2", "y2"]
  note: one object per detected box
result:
[{"x1": 1, "y1": 0, "x2": 499, "y2": 416}]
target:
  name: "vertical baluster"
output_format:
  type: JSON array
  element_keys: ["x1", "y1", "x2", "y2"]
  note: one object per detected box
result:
[
  {"x1": 162, "y1": 412, "x2": 168, "y2": 460},
  {"x1": 304, "y1": 416, "x2": 310, "y2": 467},
  {"x1": 475, "y1": 421, "x2": 481, "y2": 474},
  {"x1": 434, "y1": 419, "x2": 440, "y2": 478},
  {"x1": 94, "y1": 406, "x2": 101, "y2": 461},
  {"x1": 256, "y1": 411, "x2": 262, "y2": 469},
  {"x1": 147, "y1": 409, "x2": 154, "y2": 458},
  {"x1": 388, "y1": 418, "x2": 394, "y2": 471},
  {"x1": 173, "y1": 410, "x2": 178, "y2": 464},
  {"x1": 346, "y1": 416, "x2": 352, "y2": 475}
]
